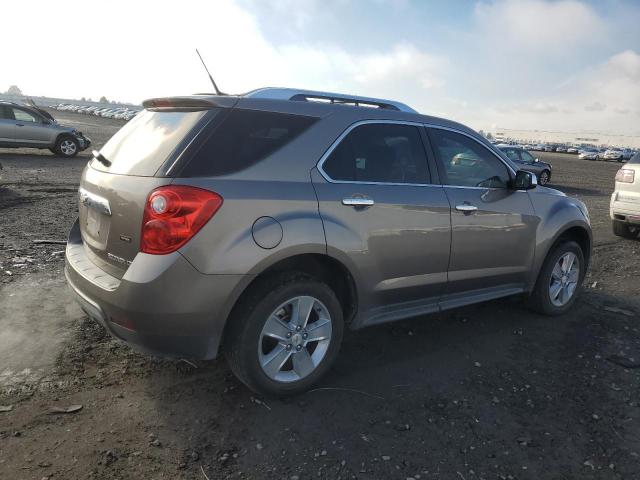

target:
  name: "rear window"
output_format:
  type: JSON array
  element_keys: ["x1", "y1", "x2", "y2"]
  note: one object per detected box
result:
[
  {"x1": 178, "y1": 109, "x2": 318, "y2": 177},
  {"x1": 92, "y1": 109, "x2": 213, "y2": 176}
]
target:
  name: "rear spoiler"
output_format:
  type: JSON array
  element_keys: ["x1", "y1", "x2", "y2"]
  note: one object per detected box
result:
[{"x1": 142, "y1": 96, "x2": 238, "y2": 111}]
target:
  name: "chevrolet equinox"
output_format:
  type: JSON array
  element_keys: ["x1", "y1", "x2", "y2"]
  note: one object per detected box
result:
[{"x1": 65, "y1": 88, "x2": 592, "y2": 396}]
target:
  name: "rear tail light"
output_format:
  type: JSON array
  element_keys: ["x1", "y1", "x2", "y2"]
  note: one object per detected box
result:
[
  {"x1": 141, "y1": 185, "x2": 223, "y2": 254},
  {"x1": 615, "y1": 169, "x2": 635, "y2": 184}
]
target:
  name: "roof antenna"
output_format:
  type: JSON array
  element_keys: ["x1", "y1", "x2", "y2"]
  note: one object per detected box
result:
[{"x1": 196, "y1": 48, "x2": 225, "y2": 96}]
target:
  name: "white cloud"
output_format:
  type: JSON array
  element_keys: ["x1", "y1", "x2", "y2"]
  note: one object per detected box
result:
[
  {"x1": 485, "y1": 50, "x2": 640, "y2": 134},
  {"x1": 474, "y1": 0, "x2": 604, "y2": 55},
  {"x1": 0, "y1": 0, "x2": 443, "y2": 109}
]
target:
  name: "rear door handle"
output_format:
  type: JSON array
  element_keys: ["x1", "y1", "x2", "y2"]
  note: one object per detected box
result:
[
  {"x1": 342, "y1": 197, "x2": 374, "y2": 207},
  {"x1": 455, "y1": 204, "x2": 478, "y2": 213},
  {"x1": 16, "y1": 124, "x2": 24, "y2": 127}
]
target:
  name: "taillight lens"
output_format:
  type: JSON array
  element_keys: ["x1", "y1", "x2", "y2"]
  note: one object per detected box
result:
[
  {"x1": 615, "y1": 169, "x2": 635, "y2": 184},
  {"x1": 141, "y1": 185, "x2": 223, "y2": 254}
]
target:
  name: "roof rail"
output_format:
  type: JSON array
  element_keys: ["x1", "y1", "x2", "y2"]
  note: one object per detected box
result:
[{"x1": 244, "y1": 88, "x2": 417, "y2": 113}]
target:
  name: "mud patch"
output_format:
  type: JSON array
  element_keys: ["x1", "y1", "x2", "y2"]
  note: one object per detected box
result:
[{"x1": 0, "y1": 274, "x2": 84, "y2": 390}]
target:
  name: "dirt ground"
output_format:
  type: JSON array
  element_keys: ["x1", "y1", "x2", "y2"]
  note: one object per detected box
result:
[{"x1": 1, "y1": 110, "x2": 639, "y2": 480}]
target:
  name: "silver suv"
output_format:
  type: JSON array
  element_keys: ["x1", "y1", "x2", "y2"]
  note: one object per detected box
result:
[
  {"x1": 0, "y1": 101, "x2": 91, "y2": 157},
  {"x1": 65, "y1": 88, "x2": 592, "y2": 396}
]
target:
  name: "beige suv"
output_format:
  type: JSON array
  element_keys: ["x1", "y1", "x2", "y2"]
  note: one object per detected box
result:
[{"x1": 611, "y1": 153, "x2": 640, "y2": 239}]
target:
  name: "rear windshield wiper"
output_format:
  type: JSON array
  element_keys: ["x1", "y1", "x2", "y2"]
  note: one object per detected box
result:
[{"x1": 92, "y1": 150, "x2": 111, "y2": 167}]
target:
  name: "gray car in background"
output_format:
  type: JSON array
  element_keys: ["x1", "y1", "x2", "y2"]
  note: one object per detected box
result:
[
  {"x1": 0, "y1": 101, "x2": 91, "y2": 157},
  {"x1": 497, "y1": 144, "x2": 553, "y2": 185},
  {"x1": 65, "y1": 88, "x2": 592, "y2": 396}
]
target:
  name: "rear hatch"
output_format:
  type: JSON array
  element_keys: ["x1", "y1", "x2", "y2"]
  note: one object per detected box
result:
[{"x1": 78, "y1": 98, "x2": 231, "y2": 277}]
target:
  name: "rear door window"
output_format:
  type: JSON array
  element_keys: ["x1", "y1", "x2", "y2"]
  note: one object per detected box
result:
[
  {"x1": 0, "y1": 106, "x2": 15, "y2": 120},
  {"x1": 501, "y1": 148, "x2": 522, "y2": 163},
  {"x1": 178, "y1": 109, "x2": 318, "y2": 177},
  {"x1": 93, "y1": 109, "x2": 214, "y2": 176},
  {"x1": 13, "y1": 108, "x2": 37, "y2": 123},
  {"x1": 321, "y1": 123, "x2": 431, "y2": 184}
]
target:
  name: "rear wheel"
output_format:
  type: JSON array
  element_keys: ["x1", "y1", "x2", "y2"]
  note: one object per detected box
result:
[
  {"x1": 54, "y1": 136, "x2": 79, "y2": 158},
  {"x1": 527, "y1": 241, "x2": 585, "y2": 316},
  {"x1": 225, "y1": 273, "x2": 344, "y2": 396},
  {"x1": 613, "y1": 220, "x2": 640, "y2": 239}
]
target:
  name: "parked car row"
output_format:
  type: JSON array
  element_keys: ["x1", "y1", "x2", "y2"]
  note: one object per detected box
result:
[
  {"x1": 50, "y1": 103, "x2": 141, "y2": 121},
  {"x1": 495, "y1": 141, "x2": 638, "y2": 162}
]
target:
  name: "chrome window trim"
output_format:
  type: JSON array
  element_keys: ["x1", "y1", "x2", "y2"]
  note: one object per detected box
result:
[
  {"x1": 316, "y1": 120, "x2": 439, "y2": 187},
  {"x1": 316, "y1": 120, "x2": 517, "y2": 187}
]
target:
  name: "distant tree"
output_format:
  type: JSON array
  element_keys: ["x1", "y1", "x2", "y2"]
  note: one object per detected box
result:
[
  {"x1": 99, "y1": 96, "x2": 108, "y2": 103},
  {"x1": 478, "y1": 129, "x2": 485, "y2": 137},
  {"x1": 87, "y1": 98, "x2": 93, "y2": 102},
  {"x1": 81, "y1": 96, "x2": 86, "y2": 102},
  {"x1": 486, "y1": 132, "x2": 494, "y2": 141},
  {"x1": 6, "y1": 85, "x2": 22, "y2": 95}
]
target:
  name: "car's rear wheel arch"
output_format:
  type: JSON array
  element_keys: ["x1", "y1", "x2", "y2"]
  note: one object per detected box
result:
[{"x1": 221, "y1": 254, "x2": 358, "y2": 352}]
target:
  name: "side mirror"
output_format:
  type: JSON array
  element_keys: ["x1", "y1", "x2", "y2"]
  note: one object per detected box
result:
[{"x1": 512, "y1": 170, "x2": 537, "y2": 190}]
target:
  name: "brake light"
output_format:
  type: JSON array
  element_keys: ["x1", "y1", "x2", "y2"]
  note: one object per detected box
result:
[
  {"x1": 141, "y1": 185, "x2": 223, "y2": 254},
  {"x1": 615, "y1": 169, "x2": 635, "y2": 184}
]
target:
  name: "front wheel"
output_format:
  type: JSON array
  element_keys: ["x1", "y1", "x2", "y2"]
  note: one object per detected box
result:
[
  {"x1": 54, "y1": 136, "x2": 79, "y2": 158},
  {"x1": 527, "y1": 241, "x2": 585, "y2": 316},
  {"x1": 538, "y1": 170, "x2": 550, "y2": 185},
  {"x1": 225, "y1": 273, "x2": 344, "y2": 396}
]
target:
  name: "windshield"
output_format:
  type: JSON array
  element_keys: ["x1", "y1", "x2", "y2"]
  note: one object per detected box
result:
[{"x1": 92, "y1": 109, "x2": 215, "y2": 176}]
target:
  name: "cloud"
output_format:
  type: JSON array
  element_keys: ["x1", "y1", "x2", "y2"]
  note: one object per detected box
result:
[
  {"x1": 585, "y1": 102, "x2": 606, "y2": 112},
  {"x1": 474, "y1": 0, "x2": 604, "y2": 55}
]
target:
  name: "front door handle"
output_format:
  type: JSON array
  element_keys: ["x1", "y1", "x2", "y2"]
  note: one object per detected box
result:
[
  {"x1": 16, "y1": 124, "x2": 24, "y2": 127},
  {"x1": 342, "y1": 197, "x2": 374, "y2": 207},
  {"x1": 455, "y1": 204, "x2": 478, "y2": 213}
]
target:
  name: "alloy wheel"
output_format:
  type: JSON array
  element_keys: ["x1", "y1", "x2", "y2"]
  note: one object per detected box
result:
[
  {"x1": 539, "y1": 171, "x2": 549, "y2": 185},
  {"x1": 60, "y1": 140, "x2": 77, "y2": 156},
  {"x1": 549, "y1": 252, "x2": 580, "y2": 307},
  {"x1": 258, "y1": 296, "x2": 332, "y2": 383}
]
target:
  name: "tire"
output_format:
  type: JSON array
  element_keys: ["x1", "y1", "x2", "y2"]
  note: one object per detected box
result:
[
  {"x1": 54, "y1": 136, "x2": 79, "y2": 158},
  {"x1": 613, "y1": 220, "x2": 640, "y2": 239},
  {"x1": 538, "y1": 170, "x2": 550, "y2": 185},
  {"x1": 526, "y1": 240, "x2": 585, "y2": 316},
  {"x1": 224, "y1": 272, "x2": 344, "y2": 397}
]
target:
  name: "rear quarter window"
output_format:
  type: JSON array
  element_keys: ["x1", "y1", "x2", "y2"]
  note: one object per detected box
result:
[
  {"x1": 629, "y1": 153, "x2": 640, "y2": 165},
  {"x1": 178, "y1": 109, "x2": 318, "y2": 177}
]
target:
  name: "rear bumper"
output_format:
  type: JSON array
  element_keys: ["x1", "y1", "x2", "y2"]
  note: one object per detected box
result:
[
  {"x1": 64, "y1": 219, "x2": 248, "y2": 359},
  {"x1": 610, "y1": 194, "x2": 640, "y2": 224}
]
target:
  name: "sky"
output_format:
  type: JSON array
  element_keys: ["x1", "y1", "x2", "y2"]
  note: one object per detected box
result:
[{"x1": 2, "y1": 0, "x2": 639, "y2": 135}]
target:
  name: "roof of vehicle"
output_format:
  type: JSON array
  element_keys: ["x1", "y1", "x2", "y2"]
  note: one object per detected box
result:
[{"x1": 143, "y1": 87, "x2": 482, "y2": 140}]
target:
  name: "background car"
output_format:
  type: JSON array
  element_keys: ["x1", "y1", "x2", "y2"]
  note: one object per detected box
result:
[
  {"x1": 0, "y1": 101, "x2": 91, "y2": 157},
  {"x1": 567, "y1": 146, "x2": 579, "y2": 154},
  {"x1": 603, "y1": 149, "x2": 623, "y2": 161},
  {"x1": 497, "y1": 144, "x2": 553, "y2": 185},
  {"x1": 579, "y1": 148, "x2": 599, "y2": 160},
  {"x1": 610, "y1": 153, "x2": 640, "y2": 239}
]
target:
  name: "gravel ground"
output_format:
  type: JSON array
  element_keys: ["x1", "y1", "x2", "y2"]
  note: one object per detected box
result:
[{"x1": 1, "y1": 111, "x2": 639, "y2": 479}]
